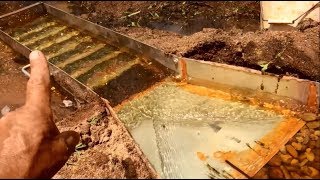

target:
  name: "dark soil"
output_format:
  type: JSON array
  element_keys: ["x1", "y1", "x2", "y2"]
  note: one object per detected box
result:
[{"x1": 69, "y1": 1, "x2": 261, "y2": 35}]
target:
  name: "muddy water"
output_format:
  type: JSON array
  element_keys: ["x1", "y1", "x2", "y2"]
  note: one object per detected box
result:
[{"x1": 116, "y1": 82, "x2": 284, "y2": 178}]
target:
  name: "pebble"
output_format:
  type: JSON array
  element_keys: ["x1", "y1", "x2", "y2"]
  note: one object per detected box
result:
[
  {"x1": 268, "y1": 154, "x2": 282, "y2": 166},
  {"x1": 301, "y1": 113, "x2": 317, "y2": 121},
  {"x1": 307, "y1": 121, "x2": 320, "y2": 129},
  {"x1": 298, "y1": 153, "x2": 307, "y2": 161},
  {"x1": 268, "y1": 167, "x2": 284, "y2": 179},
  {"x1": 1, "y1": 105, "x2": 10, "y2": 116},
  {"x1": 290, "y1": 172, "x2": 301, "y2": 179},
  {"x1": 306, "y1": 151, "x2": 315, "y2": 161},
  {"x1": 315, "y1": 130, "x2": 320, "y2": 136},
  {"x1": 296, "y1": 136, "x2": 304, "y2": 143},
  {"x1": 309, "y1": 167, "x2": 319, "y2": 177},
  {"x1": 308, "y1": 140, "x2": 316, "y2": 148},
  {"x1": 253, "y1": 167, "x2": 268, "y2": 179},
  {"x1": 63, "y1": 100, "x2": 73, "y2": 107},
  {"x1": 280, "y1": 166, "x2": 291, "y2": 179},
  {"x1": 280, "y1": 154, "x2": 293, "y2": 164},
  {"x1": 310, "y1": 134, "x2": 318, "y2": 140},
  {"x1": 291, "y1": 142, "x2": 302, "y2": 151},
  {"x1": 290, "y1": 159, "x2": 299, "y2": 166},
  {"x1": 279, "y1": 145, "x2": 287, "y2": 154},
  {"x1": 300, "y1": 159, "x2": 309, "y2": 167},
  {"x1": 286, "y1": 145, "x2": 298, "y2": 158}
]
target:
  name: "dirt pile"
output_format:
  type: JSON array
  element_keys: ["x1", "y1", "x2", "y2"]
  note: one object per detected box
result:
[{"x1": 115, "y1": 24, "x2": 320, "y2": 81}]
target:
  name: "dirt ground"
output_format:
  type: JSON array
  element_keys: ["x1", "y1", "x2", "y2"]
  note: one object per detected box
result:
[
  {"x1": 0, "y1": 1, "x2": 319, "y2": 179},
  {"x1": 66, "y1": 1, "x2": 320, "y2": 81}
]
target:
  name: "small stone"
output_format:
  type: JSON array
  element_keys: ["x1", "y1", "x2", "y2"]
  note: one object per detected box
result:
[
  {"x1": 290, "y1": 172, "x2": 301, "y2": 179},
  {"x1": 298, "y1": 153, "x2": 307, "y2": 161},
  {"x1": 301, "y1": 166, "x2": 311, "y2": 175},
  {"x1": 307, "y1": 121, "x2": 320, "y2": 129},
  {"x1": 296, "y1": 136, "x2": 304, "y2": 143},
  {"x1": 308, "y1": 140, "x2": 317, "y2": 148},
  {"x1": 286, "y1": 166, "x2": 299, "y2": 171},
  {"x1": 306, "y1": 148, "x2": 311, "y2": 153},
  {"x1": 292, "y1": 142, "x2": 302, "y2": 151},
  {"x1": 306, "y1": 151, "x2": 315, "y2": 161},
  {"x1": 280, "y1": 166, "x2": 291, "y2": 179},
  {"x1": 286, "y1": 145, "x2": 298, "y2": 158},
  {"x1": 63, "y1": 100, "x2": 73, "y2": 107},
  {"x1": 279, "y1": 145, "x2": 287, "y2": 154},
  {"x1": 268, "y1": 154, "x2": 282, "y2": 166},
  {"x1": 291, "y1": 159, "x2": 299, "y2": 166},
  {"x1": 310, "y1": 134, "x2": 319, "y2": 141},
  {"x1": 269, "y1": 167, "x2": 284, "y2": 179},
  {"x1": 280, "y1": 154, "x2": 293, "y2": 164},
  {"x1": 253, "y1": 167, "x2": 268, "y2": 179},
  {"x1": 301, "y1": 113, "x2": 317, "y2": 121},
  {"x1": 1, "y1": 105, "x2": 10, "y2": 116},
  {"x1": 315, "y1": 130, "x2": 320, "y2": 136},
  {"x1": 300, "y1": 159, "x2": 309, "y2": 167}
]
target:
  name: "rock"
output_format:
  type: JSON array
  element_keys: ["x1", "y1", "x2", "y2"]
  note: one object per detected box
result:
[
  {"x1": 280, "y1": 154, "x2": 293, "y2": 164},
  {"x1": 286, "y1": 166, "x2": 299, "y2": 171},
  {"x1": 306, "y1": 151, "x2": 315, "y2": 162},
  {"x1": 308, "y1": 140, "x2": 317, "y2": 148},
  {"x1": 280, "y1": 166, "x2": 291, "y2": 179},
  {"x1": 291, "y1": 159, "x2": 299, "y2": 166},
  {"x1": 310, "y1": 134, "x2": 319, "y2": 141},
  {"x1": 268, "y1": 154, "x2": 282, "y2": 166},
  {"x1": 290, "y1": 172, "x2": 301, "y2": 179},
  {"x1": 316, "y1": 139, "x2": 320, "y2": 148},
  {"x1": 286, "y1": 145, "x2": 298, "y2": 158},
  {"x1": 300, "y1": 159, "x2": 309, "y2": 167},
  {"x1": 269, "y1": 167, "x2": 284, "y2": 179},
  {"x1": 301, "y1": 113, "x2": 317, "y2": 121},
  {"x1": 291, "y1": 142, "x2": 302, "y2": 151},
  {"x1": 315, "y1": 130, "x2": 320, "y2": 136},
  {"x1": 307, "y1": 121, "x2": 320, "y2": 129},
  {"x1": 279, "y1": 146, "x2": 287, "y2": 154},
  {"x1": 253, "y1": 167, "x2": 268, "y2": 179},
  {"x1": 298, "y1": 153, "x2": 307, "y2": 161},
  {"x1": 301, "y1": 166, "x2": 311, "y2": 175},
  {"x1": 306, "y1": 148, "x2": 311, "y2": 153},
  {"x1": 63, "y1": 100, "x2": 73, "y2": 107},
  {"x1": 1, "y1": 105, "x2": 10, "y2": 116},
  {"x1": 296, "y1": 136, "x2": 304, "y2": 143}
]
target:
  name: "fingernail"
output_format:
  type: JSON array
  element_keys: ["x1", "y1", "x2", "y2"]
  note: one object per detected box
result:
[{"x1": 29, "y1": 50, "x2": 41, "y2": 60}]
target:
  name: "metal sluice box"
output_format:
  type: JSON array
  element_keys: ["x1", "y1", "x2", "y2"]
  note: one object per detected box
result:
[{"x1": 0, "y1": 2, "x2": 319, "y2": 179}]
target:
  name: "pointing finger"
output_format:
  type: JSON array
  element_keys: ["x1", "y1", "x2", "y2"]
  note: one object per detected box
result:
[{"x1": 25, "y1": 50, "x2": 50, "y2": 109}]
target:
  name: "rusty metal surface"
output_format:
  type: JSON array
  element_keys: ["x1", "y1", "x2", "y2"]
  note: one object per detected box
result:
[
  {"x1": 223, "y1": 118, "x2": 305, "y2": 178},
  {"x1": 181, "y1": 57, "x2": 320, "y2": 112}
]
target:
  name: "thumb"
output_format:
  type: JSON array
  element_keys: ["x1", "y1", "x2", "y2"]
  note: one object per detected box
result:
[
  {"x1": 26, "y1": 50, "x2": 50, "y2": 109},
  {"x1": 31, "y1": 131, "x2": 80, "y2": 178}
]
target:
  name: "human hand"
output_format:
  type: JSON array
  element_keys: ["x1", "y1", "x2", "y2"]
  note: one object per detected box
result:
[{"x1": 0, "y1": 50, "x2": 79, "y2": 178}]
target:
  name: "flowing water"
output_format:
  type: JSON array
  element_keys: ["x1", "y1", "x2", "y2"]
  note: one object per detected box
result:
[{"x1": 8, "y1": 14, "x2": 286, "y2": 178}]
